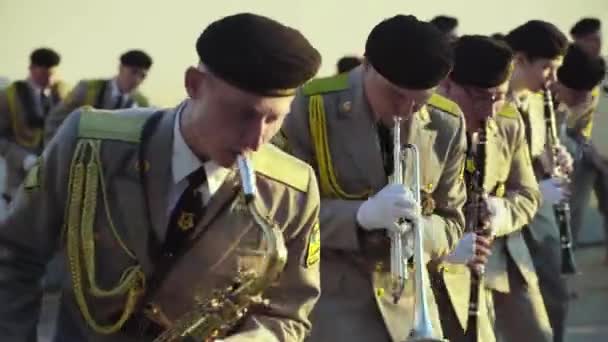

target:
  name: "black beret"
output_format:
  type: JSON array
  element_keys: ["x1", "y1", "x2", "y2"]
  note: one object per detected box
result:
[
  {"x1": 337, "y1": 56, "x2": 362, "y2": 74},
  {"x1": 570, "y1": 18, "x2": 601, "y2": 37},
  {"x1": 505, "y1": 20, "x2": 568, "y2": 60},
  {"x1": 120, "y1": 50, "x2": 153, "y2": 69},
  {"x1": 451, "y1": 35, "x2": 514, "y2": 88},
  {"x1": 30, "y1": 48, "x2": 60, "y2": 68},
  {"x1": 197, "y1": 13, "x2": 321, "y2": 97},
  {"x1": 558, "y1": 44, "x2": 606, "y2": 91},
  {"x1": 430, "y1": 15, "x2": 459, "y2": 34},
  {"x1": 365, "y1": 15, "x2": 453, "y2": 89}
]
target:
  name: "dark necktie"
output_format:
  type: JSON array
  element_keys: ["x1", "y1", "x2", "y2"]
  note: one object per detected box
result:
[
  {"x1": 40, "y1": 91, "x2": 51, "y2": 116},
  {"x1": 163, "y1": 167, "x2": 207, "y2": 255},
  {"x1": 376, "y1": 122, "x2": 394, "y2": 177},
  {"x1": 113, "y1": 95, "x2": 125, "y2": 109}
]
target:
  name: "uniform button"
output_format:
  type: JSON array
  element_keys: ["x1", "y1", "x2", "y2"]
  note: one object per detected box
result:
[{"x1": 164, "y1": 252, "x2": 174, "y2": 258}]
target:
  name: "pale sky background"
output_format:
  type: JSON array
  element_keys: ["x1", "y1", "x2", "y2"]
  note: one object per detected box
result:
[{"x1": 1, "y1": 0, "x2": 607, "y2": 106}]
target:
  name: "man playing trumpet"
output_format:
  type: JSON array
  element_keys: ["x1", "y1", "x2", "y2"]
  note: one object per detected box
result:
[{"x1": 278, "y1": 14, "x2": 471, "y2": 342}]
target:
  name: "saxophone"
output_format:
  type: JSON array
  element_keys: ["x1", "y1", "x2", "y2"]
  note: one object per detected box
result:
[{"x1": 152, "y1": 155, "x2": 288, "y2": 341}]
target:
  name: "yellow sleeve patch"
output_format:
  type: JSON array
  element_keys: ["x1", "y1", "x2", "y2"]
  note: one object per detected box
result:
[{"x1": 305, "y1": 222, "x2": 320, "y2": 267}]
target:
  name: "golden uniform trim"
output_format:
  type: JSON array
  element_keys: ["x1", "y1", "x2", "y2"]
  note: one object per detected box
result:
[
  {"x1": 251, "y1": 144, "x2": 310, "y2": 193},
  {"x1": 308, "y1": 94, "x2": 370, "y2": 199},
  {"x1": 66, "y1": 139, "x2": 144, "y2": 334},
  {"x1": 5, "y1": 83, "x2": 43, "y2": 149}
]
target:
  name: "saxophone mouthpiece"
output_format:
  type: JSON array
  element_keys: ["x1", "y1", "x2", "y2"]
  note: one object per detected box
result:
[{"x1": 237, "y1": 155, "x2": 257, "y2": 203}]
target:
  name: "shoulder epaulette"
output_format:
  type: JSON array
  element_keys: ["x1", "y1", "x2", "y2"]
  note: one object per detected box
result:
[
  {"x1": 497, "y1": 102, "x2": 519, "y2": 119},
  {"x1": 52, "y1": 80, "x2": 70, "y2": 99},
  {"x1": 77, "y1": 107, "x2": 150, "y2": 143},
  {"x1": 427, "y1": 93, "x2": 462, "y2": 117},
  {"x1": 133, "y1": 92, "x2": 149, "y2": 107},
  {"x1": 85, "y1": 79, "x2": 106, "y2": 88},
  {"x1": 252, "y1": 144, "x2": 310, "y2": 193},
  {"x1": 303, "y1": 73, "x2": 350, "y2": 96}
]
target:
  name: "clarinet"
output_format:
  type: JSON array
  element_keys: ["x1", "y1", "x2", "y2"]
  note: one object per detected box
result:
[
  {"x1": 464, "y1": 120, "x2": 488, "y2": 342},
  {"x1": 543, "y1": 88, "x2": 578, "y2": 275}
]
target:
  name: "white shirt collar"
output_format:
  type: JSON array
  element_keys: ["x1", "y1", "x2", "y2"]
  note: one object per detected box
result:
[
  {"x1": 171, "y1": 104, "x2": 231, "y2": 198},
  {"x1": 110, "y1": 78, "x2": 130, "y2": 99}
]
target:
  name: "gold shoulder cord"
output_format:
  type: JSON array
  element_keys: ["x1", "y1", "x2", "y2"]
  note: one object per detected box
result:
[
  {"x1": 66, "y1": 139, "x2": 145, "y2": 334},
  {"x1": 6, "y1": 84, "x2": 42, "y2": 148},
  {"x1": 308, "y1": 94, "x2": 369, "y2": 200}
]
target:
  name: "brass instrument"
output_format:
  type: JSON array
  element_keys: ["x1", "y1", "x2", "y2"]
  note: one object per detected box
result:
[
  {"x1": 543, "y1": 88, "x2": 578, "y2": 275},
  {"x1": 464, "y1": 121, "x2": 488, "y2": 342},
  {"x1": 391, "y1": 118, "x2": 446, "y2": 342},
  {"x1": 153, "y1": 155, "x2": 288, "y2": 341},
  {"x1": 389, "y1": 117, "x2": 407, "y2": 304}
]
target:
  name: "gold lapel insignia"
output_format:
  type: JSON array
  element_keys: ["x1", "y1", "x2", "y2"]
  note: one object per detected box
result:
[
  {"x1": 177, "y1": 211, "x2": 196, "y2": 231},
  {"x1": 340, "y1": 100, "x2": 352, "y2": 113},
  {"x1": 134, "y1": 160, "x2": 150, "y2": 173}
]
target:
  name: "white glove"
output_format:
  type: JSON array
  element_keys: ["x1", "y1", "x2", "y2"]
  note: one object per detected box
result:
[
  {"x1": 554, "y1": 144, "x2": 573, "y2": 174},
  {"x1": 539, "y1": 178, "x2": 566, "y2": 204},
  {"x1": 444, "y1": 232, "x2": 476, "y2": 264},
  {"x1": 486, "y1": 196, "x2": 509, "y2": 237},
  {"x1": 356, "y1": 184, "x2": 418, "y2": 234},
  {"x1": 22, "y1": 154, "x2": 38, "y2": 171}
]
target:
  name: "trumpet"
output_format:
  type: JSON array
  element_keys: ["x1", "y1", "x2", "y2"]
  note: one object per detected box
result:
[
  {"x1": 389, "y1": 117, "x2": 407, "y2": 304},
  {"x1": 542, "y1": 88, "x2": 578, "y2": 275},
  {"x1": 391, "y1": 118, "x2": 446, "y2": 342}
]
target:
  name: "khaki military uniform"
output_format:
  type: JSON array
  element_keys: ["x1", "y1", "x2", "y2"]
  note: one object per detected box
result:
[
  {"x1": 0, "y1": 80, "x2": 68, "y2": 200},
  {"x1": 44, "y1": 79, "x2": 150, "y2": 143},
  {"x1": 0, "y1": 106, "x2": 321, "y2": 342},
  {"x1": 432, "y1": 102, "x2": 543, "y2": 342},
  {"x1": 517, "y1": 92, "x2": 562, "y2": 342},
  {"x1": 562, "y1": 88, "x2": 608, "y2": 254},
  {"x1": 280, "y1": 68, "x2": 467, "y2": 342}
]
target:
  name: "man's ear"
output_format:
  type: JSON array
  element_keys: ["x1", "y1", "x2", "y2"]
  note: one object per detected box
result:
[{"x1": 185, "y1": 66, "x2": 206, "y2": 99}]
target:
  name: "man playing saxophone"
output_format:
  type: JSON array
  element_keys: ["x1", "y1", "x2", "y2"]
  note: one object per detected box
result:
[
  {"x1": 433, "y1": 35, "x2": 542, "y2": 342},
  {"x1": 0, "y1": 13, "x2": 323, "y2": 342},
  {"x1": 278, "y1": 15, "x2": 469, "y2": 342}
]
